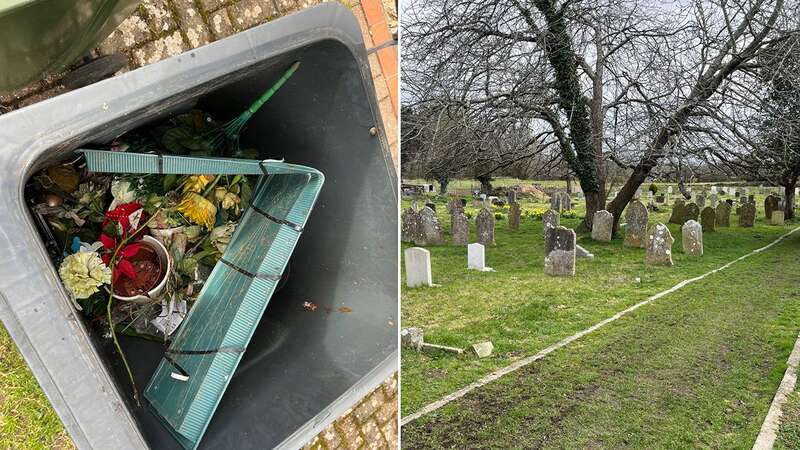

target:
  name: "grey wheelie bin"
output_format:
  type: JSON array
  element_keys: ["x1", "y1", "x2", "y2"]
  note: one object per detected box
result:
[{"x1": 0, "y1": 3, "x2": 398, "y2": 449}]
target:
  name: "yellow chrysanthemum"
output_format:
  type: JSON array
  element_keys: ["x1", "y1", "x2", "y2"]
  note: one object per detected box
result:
[
  {"x1": 182, "y1": 175, "x2": 215, "y2": 194},
  {"x1": 177, "y1": 192, "x2": 217, "y2": 230},
  {"x1": 58, "y1": 252, "x2": 112, "y2": 299}
]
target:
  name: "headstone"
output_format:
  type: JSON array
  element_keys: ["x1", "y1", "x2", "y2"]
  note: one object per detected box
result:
[
  {"x1": 575, "y1": 244, "x2": 595, "y2": 259},
  {"x1": 715, "y1": 202, "x2": 731, "y2": 227},
  {"x1": 739, "y1": 202, "x2": 755, "y2": 227},
  {"x1": 735, "y1": 191, "x2": 741, "y2": 198},
  {"x1": 700, "y1": 206, "x2": 716, "y2": 232},
  {"x1": 467, "y1": 243, "x2": 493, "y2": 271},
  {"x1": 749, "y1": 194, "x2": 755, "y2": 203},
  {"x1": 765, "y1": 194, "x2": 780, "y2": 220},
  {"x1": 476, "y1": 208, "x2": 495, "y2": 247},
  {"x1": 772, "y1": 210, "x2": 785, "y2": 226},
  {"x1": 591, "y1": 210, "x2": 613, "y2": 242},
  {"x1": 624, "y1": 201, "x2": 648, "y2": 248},
  {"x1": 425, "y1": 202, "x2": 436, "y2": 211},
  {"x1": 508, "y1": 202, "x2": 521, "y2": 230},
  {"x1": 447, "y1": 197, "x2": 464, "y2": 214},
  {"x1": 418, "y1": 206, "x2": 444, "y2": 245},
  {"x1": 507, "y1": 190, "x2": 517, "y2": 204},
  {"x1": 669, "y1": 199, "x2": 686, "y2": 224},
  {"x1": 685, "y1": 202, "x2": 700, "y2": 222},
  {"x1": 405, "y1": 247, "x2": 433, "y2": 287},
  {"x1": 696, "y1": 193, "x2": 706, "y2": 208},
  {"x1": 544, "y1": 226, "x2": 576, "y2": 277},
  {"x1": 401, "y1": 206, "x2": 421, "y2": 242},
  {"x1": 471, "y1": 341, "x2": 494, "y2": 358},
  {"x1": 401, "y1": 327, "x2": 424, "y2": 351},
  {"x1": 682, "y1": 220, "x2": 703, "y2": 256},
  {"x1": 451, "y1": 211, "x2": 469, "y2": 245},
  {"x1": 543, "y1": 209, "x2": 560, "y2": 239},
  {"x1": 646, "y1": 223, "x2": 674, "y2": 266},
  {"x1": 550, "y1": 192, "x2": 572, "y2": 212},
  {"x1": 709, "y1": 194, "x2": 718, "y2": 208}
]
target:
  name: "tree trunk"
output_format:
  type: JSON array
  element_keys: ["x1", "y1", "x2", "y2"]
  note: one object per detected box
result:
[
  {"x1": 784, "y1": 178, "x2": 797, "y2": 220},
  {"x1": 607, "y1": 165, "x2": 650, "y2": 235},
  {"x1": 477, "y1": 175, "x2": 492, "y2": 194},
  {"x1": 438, "y1": 176, "x2": 449, "y2": 195}
]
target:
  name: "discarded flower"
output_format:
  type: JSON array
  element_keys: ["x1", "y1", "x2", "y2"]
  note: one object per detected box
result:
[
  {"x1": 303, "y1": 301, "x2": 317, "y2": 311},
  {"x1": 209, "y1": 222, "x2": 236, "y2": 253},
  {"x1": 110, "y1": 179, "x2": 136, "y2": 205},
  {"x1": 177, "y1": 192, "x2": 217, "y2": 230},
  {"x1": 59, "y1": 251, "x2": 112, "y2": 299},
  {"x1": 182, "y1": 175, "x2": 215, "y2": 194}
]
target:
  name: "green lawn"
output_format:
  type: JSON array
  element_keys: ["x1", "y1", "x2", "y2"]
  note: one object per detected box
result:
[{"x1": 401, "y1": 190, "x2": 799, "y2": 447}]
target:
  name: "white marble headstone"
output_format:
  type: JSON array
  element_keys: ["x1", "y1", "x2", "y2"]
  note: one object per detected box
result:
[
  {"x1": 467, "y1": 243, "x2": 493, "y2": 271},
  {"x1": 405, "y1": 247, "x2": 433, "y2": 287}
]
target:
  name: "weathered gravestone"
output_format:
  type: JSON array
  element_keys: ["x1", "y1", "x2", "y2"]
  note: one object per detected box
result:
[
  {"x1": 418, "y1": 206, "x2": 444, "y2": 245},
  {"x1": 591, "y1": 210, "x2": 613, "y2": 242},
  {"x1": 544, "y1": 226, "x2": 576, "y2": 277},
  {"x1": 401, "y1": 206, "x2": 421, "y2": 242},
  {"x1": 624, "y1": 200, "x2": 648, "y2": 248},
  {"x1": 710, "y1": 194, "x2": 718, "y2": 208},
  {"x1": 476, "y1": 208, "x2": 495, "y2": 247},
  {"x1": 550, "y1": 192, "x2": 572, "y2": 212},
  {"x1": 467, "y1": 243, "x2": 493, "y2": 271},
  {"x1": 451, "y1": 211, "x2": 469, "y2": 245},
  {"x1": 669, "y1": 199, "x2": 686, "y2": 224},
  {"x1": 700, "y1": 206, "x2": 716, "y2": 232},
  {"x1": 401, "y1": 327, "x2": 424, "y2": 351},
  {"x1": 715, "y1": 202, "x2": 731, "y2": 227},
  {"x1": 507, "y1": 190, "x2": 517, "y2": 204},
  {"x1": 685, "y1": 202, "x2": 700, "y2": 222},
  {"x1": 765, "y1": 194, "x2": 780, "y2": 221},
  {"x1": 772, "y1": 210, "x2": 785, "y2": 226},
  {"x1": 749, "y1": 194, "x2": 755, "y2": 203},
  {"x1": 508, "y1": 202, "x2": 521, "y2": 230},
  {"x1": 646, "y1": 223, "x2": 674, "y2": 266},
  {"x1": 447, "y1": 197, "x2": 464, "y2": 214},
  {"x1": 682, "y1": 220, "x2": 703, "y2": 256},
  {"x1": 739, "y1": 202, "x2": 755, "y2": 227},
  {"x1": 543, "y1": 209, "x2": 560, "y2": 239},
  {"x1": 696, "y1": 193, "x2": 706, "y2": 208},
  {"x1": 405, "y1": 247, "x2": 433, "y2": 287}
]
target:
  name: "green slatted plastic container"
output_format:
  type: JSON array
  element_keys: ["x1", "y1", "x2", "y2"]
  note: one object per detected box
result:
[{"x1": 80, "y1": 149, "x2": 324, "y2": 449}]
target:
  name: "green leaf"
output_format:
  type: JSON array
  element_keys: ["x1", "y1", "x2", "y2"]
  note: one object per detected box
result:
[{"x1": 161, "y1": 127, "x2": 193, "y2": 154}]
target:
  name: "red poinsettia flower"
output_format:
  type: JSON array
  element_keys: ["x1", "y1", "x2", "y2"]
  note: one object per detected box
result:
[
  {"x1": 99, "y1": 202, "x2": 146, "y2": 283},
  {"x1": 101, "y1": 242, "x2": 142, "y2": 282}
]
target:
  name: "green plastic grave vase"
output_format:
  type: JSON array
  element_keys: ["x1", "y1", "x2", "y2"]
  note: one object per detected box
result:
[{"x1": 0, "y1": 0, "x2": 140, "y2": 93}]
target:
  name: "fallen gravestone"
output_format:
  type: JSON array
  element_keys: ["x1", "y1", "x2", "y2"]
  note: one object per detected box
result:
[
  {"x1": 669, "y1": 199, "x2": 686, "y2": 224},
  {"x1": 451, "y1": 211, "x2": 469, "y2": 245},
  {"x1": 685, "y1": 202, "x2": 700, "y2": 222},
  {"x1": 401, "y1": 327, "x2": 424, "y2": 351},
  {"x1": 772, "y1": 210, "x2": 785, "y2": 226},
  {"x1": 700, "y1": 206, "x2": 716, "y2": 232},
  {"x1": 715, "y1": 202, "x2": 731, "y2": 227},
  {"x1": 401, "y1": 206, "x2": 421, "y2": 242},
  {"x1": 591, "y1": 210, "x2": 613, "y2": 242},
  {"x1": 575, "y1": 244, "x2": 595, "y2": 259},
  {"x1": 682, "y1": 220, "x2": 703, "y2": 256},
  {"x1": 467, "y1": 243, "x2": 493, "y2": 272},
  {"x1": 543, "y1": 209, "x2": 560, "y2": 239},
  {"x1": 405, "y1": 247, "x2": 433, "y2": 287},
  {"x1": 544, "y1": 226, "x2": 576, "y2": 276},
  {"x1": 421, "y1": 342, "x2": 463, "y2": 355},
  {"x1": 740, "y1": 202, "x2": 755, "y2": 227},
  {"x1": 418, "y1": 206, "x2": 444, "y2": 245},
  {"x1": 476, "y1": 207, "x2": 495, "y2": 247},
  {"x1": 471, "y1": 341, "x2": 494, "y2": 358},
  {"x1": 508, "y1": 202, "x2": 521, "y2": 230},
  {"x1": 646, "y1": 223, "x2": 674, "y2": 266},
  {"x1": 624, "y1": 200, "x2": 648, "y2": 248}
]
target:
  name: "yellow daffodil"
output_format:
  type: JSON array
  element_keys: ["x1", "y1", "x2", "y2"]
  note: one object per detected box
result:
[
  {"x1": 181, "y1": 175, "x2": 215, "y2": 194},
  {"x1": 177, "y1": 192, "x2": 217, "y2": 230}
]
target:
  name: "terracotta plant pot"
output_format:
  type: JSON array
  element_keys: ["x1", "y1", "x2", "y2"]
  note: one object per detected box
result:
[{"x1": 112, "y1": 235, "x2": 172, "y2": 303}]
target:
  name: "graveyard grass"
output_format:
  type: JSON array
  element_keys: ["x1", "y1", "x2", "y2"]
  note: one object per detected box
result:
[{"x1": 401, "y1": 186, "x2": 800, "y2": 448}]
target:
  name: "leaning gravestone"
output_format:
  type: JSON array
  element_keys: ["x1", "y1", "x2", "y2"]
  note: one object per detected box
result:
[
  {"x1": 700, "y1": 206, "x2": 716, "y2": 232},
  {"x1": 405, "y1": 247, "x2": 433, "y2": 287},
  {"x1": 669, "y1": 199, "x2": 686, "y2": 224},
  {"x1": 418, "y1": 206, "x2": 444, "y2": 245},
  {"x1": 543, "y1": 209, "x2": 560, "y2": 239},
  {"x1": 508, "y1": 202, "x2": 521, "y2": 230},
  {"x1": 544, "y1": 226, "x2": 576, "y2": 277},
  {"x1": 451, "y1": 211, "x2": 469, "y2": 245},
  {"x1": 682, "y1": 220, "x2": 703, "y2": 256},
  {"x1": 715, "y1": 202, "x2": 731, "y2": 227},
  {"x1": 685, "y1": 202, "x2": 700, "y2": 222},
  {"x1": 624, "y1": 200, "x2": 648, "y2": 248},
  {"x1": 476, "y1": 208, "x2": 495, "y2": 247},
  {"x1": 467, "y1": 243, "x2": 493, "y2": 271},
  {"x1": 401, "y1": 206, "x2": 421, "y2": 242},
  {"x1": 740, "y1": 202, "x2": 755, "y2": 227},
  {"x1": 591, "y1": 210, "x2": 613, "y2": 242},
  {"x1": 765, "y1": 194, "x2": 780, "y2": 221},
  {"x1": 646, "y1": 223, "x2": 674, "y2": 266},
  {"x1": 772, "y1": 210, "x2": 785, "y2": 226}
]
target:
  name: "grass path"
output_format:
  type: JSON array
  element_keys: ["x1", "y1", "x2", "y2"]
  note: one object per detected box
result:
[{"x1": 402, "y1": 230, "x2": 800, "y2": 449}]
